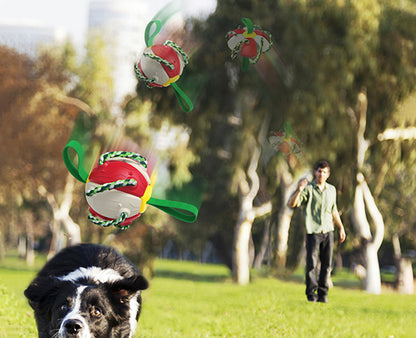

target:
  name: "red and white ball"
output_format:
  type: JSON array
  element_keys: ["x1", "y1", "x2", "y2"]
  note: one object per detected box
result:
[
  {"x1": 86, "y1": 158, "x2": 152, "y2": 227},
  {"x1": 227, "y1": 28, "x2": 272, "y2": 59},
  {"x1": 137, "y1": 43, "x2": 186, "y2": 88}
]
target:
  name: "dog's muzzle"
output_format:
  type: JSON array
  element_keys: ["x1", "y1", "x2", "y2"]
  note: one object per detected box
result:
[{"x1": 62, "y1": 318, "x2": 83, "y2": 336}]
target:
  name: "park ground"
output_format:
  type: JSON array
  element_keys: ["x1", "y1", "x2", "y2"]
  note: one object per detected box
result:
[{"x1": 1, "y1": 254, "x2": 415, "y2": 337}]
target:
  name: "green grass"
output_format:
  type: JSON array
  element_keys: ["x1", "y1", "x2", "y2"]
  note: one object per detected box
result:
[{"x1": 1, "y1": 257, "x2": 415, "y2": 337}]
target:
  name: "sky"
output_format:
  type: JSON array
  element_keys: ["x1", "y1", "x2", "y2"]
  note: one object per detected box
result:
[
  {"x1": 0, "y1": 0, "x2": 217, "y2": 48},
  {"x1": 0, "y1": 0, "x2": 90, "y2": 46}
]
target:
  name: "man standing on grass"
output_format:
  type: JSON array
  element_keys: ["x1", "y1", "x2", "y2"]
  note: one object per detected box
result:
[{"x1": 288, "y1": 160, "x2": 346, "y2": 303}]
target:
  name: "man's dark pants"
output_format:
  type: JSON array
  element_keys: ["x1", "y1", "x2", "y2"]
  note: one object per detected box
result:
[{"x1": 305, "y1": 231, "x2": 334, "y2": 300}]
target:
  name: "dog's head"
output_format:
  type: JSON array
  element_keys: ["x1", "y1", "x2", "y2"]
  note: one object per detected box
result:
[{"x1": 25, "y1": 272, "x2": 148, "y2": 338}]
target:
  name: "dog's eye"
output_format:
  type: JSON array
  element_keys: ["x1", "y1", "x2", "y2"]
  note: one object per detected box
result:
[
  {"x1": 59, "y1": 304, "x2": 68, "y2": 312},
  {"x1": 91, "y1": 307, "x2": 102, "y2": 318}
]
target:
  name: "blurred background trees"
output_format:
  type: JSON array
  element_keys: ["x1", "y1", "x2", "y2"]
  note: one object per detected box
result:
[{"x1": 1, "y1": 0, "x2": 416, "y2": 291}]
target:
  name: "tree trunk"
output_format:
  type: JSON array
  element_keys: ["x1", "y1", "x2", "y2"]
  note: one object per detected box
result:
[
  {"x1": 393, "y1": 233, "x2": 414, "y2": 294},
  {"x1": 396, "y1": 258, "x2": 414, "y2": 295},
  {"x1": 353, "y1": 174, "x2": 384, "y2": 294},
  {"x1": 364, "y1": 242, "x2": 381, "y2": 294},
  {"x1": 275, "y1": 164, "x2": 311, "y2": 268},
  {"x1": 39, "y1": 174, "x2": 81, "y2": 259},
  {"x1": 253, "y1": 218, "x2": 271, "y2": 269},
  {"x1": 233, "y1": 217, "x2": 254, "y2": 285},
  {"x1": 276, "y1": 205, "x2": 293, "y2": 267},
  {"x1": 351, "y1": 91, "x2": 384, "y2": 294},
  {"x1": 18, "y1": 236, "x2": 26, "y2": 258},
  {"x1": 25, "y1": 221, "x2": 35, "y2": 267},
  {"x1": 0, "y1": 230, "x2": 5, "y2": 261},
  {"x1": 232, "y1": 116, "x2": 272, "y2": 285}
]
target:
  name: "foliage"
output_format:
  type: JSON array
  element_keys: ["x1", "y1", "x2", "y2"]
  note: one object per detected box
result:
[
  {"x1": 1, "y1": 0, "x2": 416, "y2": 279},
  {"x1": 129, "y1": 0, "x2": 416, "y2": 269},
  {"x1": 0, "y1": 45, "x2": 80, "y2": 245},
  {"x1": 71, "y1": 32, "x2": 114, "y2": 117},
  {"x1": 2, "y1": 259, "x2": 416, "y2": 337},
  {"x1": 0, "y1": 35, "x2": 120, "y2": 252}
]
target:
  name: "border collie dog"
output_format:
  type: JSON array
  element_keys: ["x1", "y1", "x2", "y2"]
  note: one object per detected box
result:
[{"x1": 24, "y1": 243, "x2": 148, "y2": 338}]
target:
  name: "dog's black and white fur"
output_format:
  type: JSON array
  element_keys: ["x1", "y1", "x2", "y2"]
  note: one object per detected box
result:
[{"x1": 24, "y1": 243, "x2": 148, "y2": 338}]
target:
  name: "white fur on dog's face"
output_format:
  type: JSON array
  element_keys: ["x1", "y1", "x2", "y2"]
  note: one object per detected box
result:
[
  {"x1": 58, "y1": 267, "x2": 124, "y2": 284},
  {"x1": 56, "y1": 267, "x2": 140, "y2": 338},
  {"x1": 58, "y1": 286, "x2": 91, "y2": 338}
]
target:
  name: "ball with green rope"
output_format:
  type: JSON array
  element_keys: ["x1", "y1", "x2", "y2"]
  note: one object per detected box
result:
[
  {"x1": 227, "y1": 17, "x2": 272, "y2": 71},
  {"x1": 133, "y1": 18, "x2": 194, "y2": 113},
  {"x1": 135, "y1": 40, "x2": 189, "y2": 89},
  {"x1": 63, "y1": 142, "x2": 199, "y2": 228},
  {"x1": 85, "y1": 151, "x2": 153, "y2": 230}
]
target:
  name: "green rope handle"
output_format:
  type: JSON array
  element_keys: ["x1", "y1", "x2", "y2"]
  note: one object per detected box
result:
[
  {"x1": 88, "y1": 212, "x2": 131, "y2": 230},
  {"x1": 231, "y1": 38, "x2": 245, "y2": 60},
  {"x1": 230, "y1": 38, "x2": 250, "y2": 71},
  {"x1": 63, "y1": 140, "x2": 89, "y2": 183},
  {"x1": 250, "y1": 38, "x2": 264, "y2": 65},
  {"x1": 143, "y1": 50, "x2": 175, "y2": 69},
  {"x1": 144, "y1": 20, "x2": 162, "y2": 47},
  {"x1": 99, "y1": 151, "x2": 147, "y2": 168},
  {"x1": 134, "y1": 63, "x2": 156, "y2": 88},
  {"x1": 142, "y1": 40, "x2": 189, "y2": 70},
  {"x1": 147, "y1": 197, "x2": 198, "y2": 223},
  {"x1": 163, "y1": 40, "x2": 189, "y2": 65},
  {"x1": 86, "y1": 179, "x2": 137, "y2": 197}
]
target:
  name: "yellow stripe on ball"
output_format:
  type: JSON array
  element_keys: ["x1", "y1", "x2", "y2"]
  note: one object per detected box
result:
[
  {"x1": 139, "y1": 183, "x2": 153, "y2": 213},
  {"x1": 163, "y1": 74, "x2": 180, "y2": 87}
]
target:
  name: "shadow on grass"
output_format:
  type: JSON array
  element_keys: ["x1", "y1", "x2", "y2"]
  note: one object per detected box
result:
[
  {"x1": 271, "y1": 267, "x2": 363, "y2": 290},
  {"x1": 155, "y1": 269, "x2": 230, "y2": 283}
]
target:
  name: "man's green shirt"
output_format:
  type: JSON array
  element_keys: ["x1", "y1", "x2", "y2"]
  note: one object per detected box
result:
[{"x1": 297, "y1": 180, "x2": 338, "y2": 234}]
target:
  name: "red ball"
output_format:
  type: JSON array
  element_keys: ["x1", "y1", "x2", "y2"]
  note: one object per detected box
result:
[
  {"x1": 86, "y1": 158, "x2": 151, "y2": 227},
  {"x1": 138, "y1": 43, "x2": 185, "y2": 88}
]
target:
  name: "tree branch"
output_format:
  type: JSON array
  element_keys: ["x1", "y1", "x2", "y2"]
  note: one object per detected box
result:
[
  {"x1": 377, "y1": 127, "x2": 416, "y2": 141},
  {"x1": 357, "y1": 91, "x2": 371, "y2": 169},
  {"x1": 361, "y1": 177, "x2": 385, "y2": 249},
  {"x1": 352, "y1": 176, "x2": 373, "y2": 240},
  {"x1": 253, "y1": 201, "x2": 272, "y2": 218}
]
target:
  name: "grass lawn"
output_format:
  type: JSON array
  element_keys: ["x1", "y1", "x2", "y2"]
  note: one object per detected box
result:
[{"x1": 1, "y1": 256, "x2": 415, "y2": 337}]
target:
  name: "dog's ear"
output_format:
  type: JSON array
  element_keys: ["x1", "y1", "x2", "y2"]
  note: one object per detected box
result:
[
  {"x1": 108, "y1": 275, "x2": 148, "y2": 304},
  {"x1": 24, "y1": 276, "x2": 62, "y2": 309}
]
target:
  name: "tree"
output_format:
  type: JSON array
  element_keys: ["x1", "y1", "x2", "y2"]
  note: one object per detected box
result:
[
  {"x1": 351, "y1": 92, "x2": 385, "y2": 294},
  {"x1": 0, "y1": 45, "x2": 81, "y2": 258},
  {"x1": 232, "y1": 115, "x2": 272, "y2": 284},
  {"x1": 129, "y1": 0, "x2": 416, "y2": 285}
]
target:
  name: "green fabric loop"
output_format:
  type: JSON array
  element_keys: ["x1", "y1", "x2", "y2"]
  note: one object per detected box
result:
[
  {"x1": 63, "y1": 140, "x2": 89, "y2": 183},
  {"x1": 242, "y1": 57, "x2": 250, "y2": 72},
  {"x1": 145, "y1": 20, "x2": 162, "y2": 47},
  {"x1": 147, "y1": 197, "x2": 198, "y2": 223},
  {"x1": 242, "y1": 17, "x2": 254, "y2": 33},
  {"x1": 171, "y1": 83, "x2": 194, "y2": 113}
]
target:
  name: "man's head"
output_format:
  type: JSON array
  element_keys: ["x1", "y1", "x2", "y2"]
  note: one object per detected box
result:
[{"x1": 313, "y1": 160, "x2": 331, "y2": 184}]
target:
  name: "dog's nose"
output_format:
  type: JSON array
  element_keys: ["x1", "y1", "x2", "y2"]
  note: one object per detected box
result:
[{"x1": 63, "y1": 319, "x2": 83, "y2": 334}]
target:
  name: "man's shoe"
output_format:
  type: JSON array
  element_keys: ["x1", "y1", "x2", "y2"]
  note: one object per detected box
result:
[
  {"x1": 307, "y1": 295, "x2": 317, "y2": 302},
  {"x1": 317, "y1": 295, "x2": 329, "y2": 303}
]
